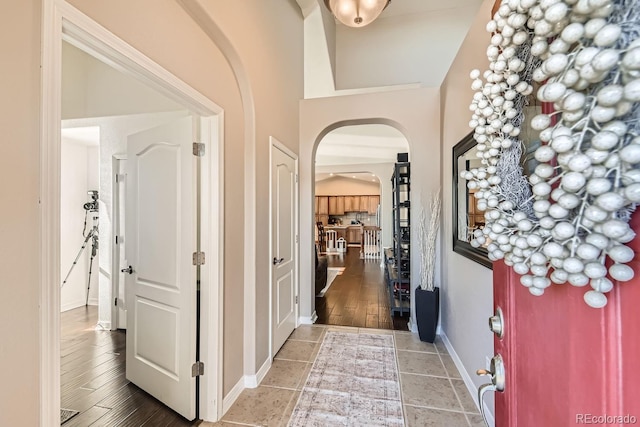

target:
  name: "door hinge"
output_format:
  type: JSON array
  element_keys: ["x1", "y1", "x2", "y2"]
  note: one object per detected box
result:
[
  {"x1": 115, "y1": 235, "x2": 124, "y2": 245},
  {"x1": 193, "y1": 251, "x2": 206, "y2": 266},
  {"x1": 115, "y1": 173, "x2": 125, "y2": 183},
  {"x1": 296, "y1": 295, "x2": 299, "y2": 304},
  {"x1": 114, "y1": 297, "x2": 118, "y2": 306},
  {"x1": 192, "y1": 361, "x2": 205, "y2": 377},
  {"x1": 295, "y1": 235, "x2": 299, "y2": 244},
  {"x1": 295, "y1": 174, "x2": 299, "y2": 183},
  {"x1": 193, "y1": 142, "x2": 205, "y2": 157}
]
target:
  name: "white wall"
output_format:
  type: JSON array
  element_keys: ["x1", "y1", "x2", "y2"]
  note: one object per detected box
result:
[
  {"x1": 335, "y1": 3, "x2": 482, "y2": 89},
  {"x1": 301, "y1": 87, "x2": 441, "y2": 327},
  {"x1": 60, "y1": 139, "x2": 99, "y2": 311},
  {"x1": 440, "y1": 0, "x2": 496, "y2": 418}
]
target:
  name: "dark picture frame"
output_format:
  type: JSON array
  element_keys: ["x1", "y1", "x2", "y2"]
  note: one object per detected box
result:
[{"x1": 452, "y1": 132, "x2": 492, "y2": 269}]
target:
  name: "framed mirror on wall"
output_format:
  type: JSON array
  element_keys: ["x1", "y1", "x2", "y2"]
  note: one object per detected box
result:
[{"x1": 452, "y1": 132, "x2": 492, "y2": 269}]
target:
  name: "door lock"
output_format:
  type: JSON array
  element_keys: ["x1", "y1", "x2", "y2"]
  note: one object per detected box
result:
[
  {"x1": 121, "y1": 265, "x2": 134, "y2": 275},
  {"x1": 489, "y1": 307, "x2": 504, "y2": 338},
  {"x1": 273, "y1": 257, "x2": 284, "y2": 265},
  {"x1": 476, "y1": 354, "x2": 505, "y2": 426}
]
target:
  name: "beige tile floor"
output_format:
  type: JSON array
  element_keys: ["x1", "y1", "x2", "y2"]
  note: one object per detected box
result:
[{"x1": 202, "y1": 325, "x2": 483, "y2": 427}]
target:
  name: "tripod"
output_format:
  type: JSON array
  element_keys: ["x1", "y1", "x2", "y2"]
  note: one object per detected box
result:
[{"x1": 61, "y1": 220, "x2": 99, "y2": 306}]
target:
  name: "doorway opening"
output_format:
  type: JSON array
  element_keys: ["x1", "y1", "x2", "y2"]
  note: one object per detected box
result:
[
  {"x1": 42, "y1": 3, "x2": 224, "y2": 424},
  {"x1": 313, "y1": 124, "x2": 410, "y2": 330}
]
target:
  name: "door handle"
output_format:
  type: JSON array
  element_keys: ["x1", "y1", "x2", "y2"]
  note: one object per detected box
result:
[
  {"x1": 121, "y1": 265, "x2": 134, "y2": 274},
  {"x1": 489, "y1": 307, "x2": 504, "y2": 338},
  {"x1": 476, "y1": 354, "x2": 505, "y2": 426},
  {"x1": 273, "y1": 257, "x2": 284, "y2": 265}
]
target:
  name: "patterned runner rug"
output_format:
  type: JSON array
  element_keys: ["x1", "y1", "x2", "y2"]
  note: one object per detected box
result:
[{"x1": 289, "y1": 331, "x2": 405, "y2": 426}]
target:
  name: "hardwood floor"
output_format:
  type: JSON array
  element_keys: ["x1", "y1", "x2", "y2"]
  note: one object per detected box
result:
[
  {"x1": 316, "y1": 248, "x2": 410, "y2": 330},
  {"x1": 61, "y1": 306, "x2": 199, "y2": 426}
]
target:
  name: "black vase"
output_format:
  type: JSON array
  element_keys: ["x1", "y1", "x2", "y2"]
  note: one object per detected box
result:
[{"x1": 415, "y1": 287, "x2": 440, "y2": 343}]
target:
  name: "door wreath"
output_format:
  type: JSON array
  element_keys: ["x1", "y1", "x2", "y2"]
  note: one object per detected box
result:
[{"x1": 464, "y1": 0, "x2": 640, "y2": 307}]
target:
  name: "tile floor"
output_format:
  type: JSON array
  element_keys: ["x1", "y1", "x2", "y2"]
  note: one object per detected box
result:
[{"x1": 202, "y1": 325, "x2": 483, "y2": 427}]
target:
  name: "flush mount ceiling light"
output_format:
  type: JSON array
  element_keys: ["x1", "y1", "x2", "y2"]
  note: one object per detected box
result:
[{"x1": 323, "y1": 0, "x2": 391, "y2": 27}]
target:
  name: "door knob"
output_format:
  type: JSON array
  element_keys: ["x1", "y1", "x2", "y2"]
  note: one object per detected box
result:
[
  {"x1": 476, "y1": 354, "x2": 505, "y2": 426},
  {"x1": 489, "y1": 307, "x2": 504, "y2": 338},
  {"x1": 121, "y1": 265, "x2": 133, "y2": 274},
  {"x1": 273, "y1": 257, "x2": 284, "y2": 265}
]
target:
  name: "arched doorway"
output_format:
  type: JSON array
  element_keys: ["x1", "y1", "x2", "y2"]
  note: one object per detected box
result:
[{"x1": 313, "y1": 124, "x2": 410, "y2": 330}]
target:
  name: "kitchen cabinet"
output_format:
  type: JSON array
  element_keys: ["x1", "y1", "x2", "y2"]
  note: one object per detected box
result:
[
  {"x1": 344, "y1": 196, "x2": 360, "y2": 212},
  {"x1": 347, "y1": 226, "x2": 362, "y2": 244},
  {"x1": 360, "y1": 196, "x2": 370, "y2": 212},
  {"x1": 368, "y1": 195, "x2": 380, "y2": 215},
  {"x1": 317, "y1": 196, "x2": 329, "y2": 215},
  {"x1": 328, "y1": 196, "x2": 345, "y2": 215}
]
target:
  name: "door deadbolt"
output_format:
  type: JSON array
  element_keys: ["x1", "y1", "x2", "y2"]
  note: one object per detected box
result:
[{"x1": 489, "y1": 307, "x2": 504, "y2": 338}]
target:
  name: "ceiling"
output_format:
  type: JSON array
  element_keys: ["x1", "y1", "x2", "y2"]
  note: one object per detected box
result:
[
  {"x1": 303, "y1": 0, "x2": 480, "y2": 181},
  {"x1": 381, "y1": 0, "x2": 477, "y2": 18},
  {"x1": 61, "y1": 126, "x2": 100, "y2": 146},
  {"x1": 316, "y1": 171, "x2": 380, "y2": 183},
  {"x1": 315, "y1": 124, "x2": 409, "y2": 171}
]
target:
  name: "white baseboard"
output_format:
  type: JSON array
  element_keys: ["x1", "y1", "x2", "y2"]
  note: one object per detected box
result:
[
  {"x1": 298, "y1": 311, "x2": 318, "y2": 325},
  {"x1": 96, "y1": 321, "x2": 111, "y2": 330},
  {"x1": 439, "y1": 332, "x2": 495, "y2": 427},
  {"x1": 61, "y1": 300, "x2": 88, "y2": 312},
  {"x1": 222, "y1": 377, "x2": 245, "y2": 415},
  {"x1": 244, "y1": 357, "x2": 271, "y2": 388}
]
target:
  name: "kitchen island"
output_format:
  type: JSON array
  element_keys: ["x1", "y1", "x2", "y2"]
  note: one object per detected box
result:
[{"x1": 325, "y1": 225, "x2": 364, "y2": 246}]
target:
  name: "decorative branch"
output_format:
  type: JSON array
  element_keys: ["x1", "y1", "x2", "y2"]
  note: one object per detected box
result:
[{"x1": 419, "y1": 189, "x2": 442, "y2": 291}]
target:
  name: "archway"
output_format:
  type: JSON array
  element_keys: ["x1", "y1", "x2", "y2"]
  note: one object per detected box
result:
[{"x1": 313, "y1": 123, "x2": 410, "y2": 329}]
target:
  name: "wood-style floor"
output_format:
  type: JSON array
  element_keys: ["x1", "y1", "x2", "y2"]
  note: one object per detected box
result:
[
  {"x1": 316, "y1": 248, "x2": 410, "y2": 330},
  {"x1": 61, "y1": 306, "x2": 199, "y2": 426}
]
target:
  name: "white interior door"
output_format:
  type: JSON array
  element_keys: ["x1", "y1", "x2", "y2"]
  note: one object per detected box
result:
[
  {"x1": 272, "y1": 145, "x2": 297, "y2": 356},
  {"x1": 125, "y1": 116, "x2": 197, "y2": 420}
]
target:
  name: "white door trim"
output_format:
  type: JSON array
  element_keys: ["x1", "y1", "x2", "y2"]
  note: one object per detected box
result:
[
  {"x1": 40, "y1": 0, "x2": 224, "y2": 423},
  {"x1": 268, "y1": 137, "x2": 299, "y2": 361},
  {"x1": 111, "y1": 153, "x2": 126, "y2": 330}
]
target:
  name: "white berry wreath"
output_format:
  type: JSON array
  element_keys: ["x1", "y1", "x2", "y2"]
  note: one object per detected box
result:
[{"x1": 465, "y1": 0, "x2": 640, "y2": 308}]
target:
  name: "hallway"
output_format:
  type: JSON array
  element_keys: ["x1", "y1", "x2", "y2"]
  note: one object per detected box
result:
[{"x1": 316, "y1": 248, "x2": 409, "y2": 330}]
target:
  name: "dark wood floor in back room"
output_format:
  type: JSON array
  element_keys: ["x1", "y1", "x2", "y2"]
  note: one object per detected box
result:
[
  {"x1": 316, "y1": 247, "x2": 410, "y2": 330},
  {"x1": 60, "y1": 306, "x2": 199, "y2": 427}
]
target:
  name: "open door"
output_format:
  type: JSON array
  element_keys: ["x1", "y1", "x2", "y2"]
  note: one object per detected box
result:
[
  {"x1": 125, "y1": 115, "x2": 198, "y2": 420},
  {"x1": 483, "y1": 213, "x2": 640, "y2": 425},
  {"x1": 272, "y1": 144, "x2": 297, "y2": 356}
]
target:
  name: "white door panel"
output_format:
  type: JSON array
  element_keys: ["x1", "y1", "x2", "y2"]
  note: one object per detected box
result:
[
  {"x1": 272, "y1": 146, "x2": 297, "y2": 356},
  {"x1": 125, "y1": 116, "x2": 196, "y2": 420}
]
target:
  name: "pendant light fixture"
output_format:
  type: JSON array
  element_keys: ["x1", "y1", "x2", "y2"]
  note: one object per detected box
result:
[{"x1": 323, "y1": 0, "x2": 391, "y2": 28}]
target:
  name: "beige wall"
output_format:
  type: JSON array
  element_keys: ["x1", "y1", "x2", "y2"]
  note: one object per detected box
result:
[
  {"x1": 440, "y1": 0, "x2": 495, "y2": 415},
  {"x1": 0, "y1": 2, "x2": 41, "y2": 426},
  {"x1": 1, "y1": 1, "x2": 303, "y2": 423},
  {"x1": 315, "y1": 177, "x2": 380, "y2": 196},
  {"x1": 188, "y1": 0, "x2": 304, "y2": 373},
  {"x1": 300, "y1": 87, "x2": 441, "y2": 326}
]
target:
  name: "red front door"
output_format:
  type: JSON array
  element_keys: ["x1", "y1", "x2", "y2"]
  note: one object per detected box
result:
[{"x1": 490, "y1": 214, "x2": 640, "y2": 426}]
